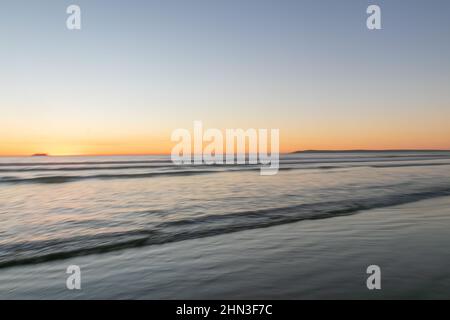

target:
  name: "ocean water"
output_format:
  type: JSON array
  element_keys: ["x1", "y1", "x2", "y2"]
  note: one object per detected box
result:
[{"x1": 1, "y1": 151, "x2": 450, "y2": 299}]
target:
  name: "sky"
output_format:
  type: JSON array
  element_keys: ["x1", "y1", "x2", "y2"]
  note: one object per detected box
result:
[{"x1": 1, "y1": 0, "x2": 450, "y2": 155}]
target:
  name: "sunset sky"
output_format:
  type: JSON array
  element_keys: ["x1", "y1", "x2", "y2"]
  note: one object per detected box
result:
[{"x1": 1, "y1": 0, "x2": 450, "y2": 156}]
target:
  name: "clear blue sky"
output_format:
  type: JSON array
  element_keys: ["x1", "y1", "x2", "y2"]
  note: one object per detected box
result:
[{"x1": 1, "y1": 0, "x2": 450, "y2": 155}]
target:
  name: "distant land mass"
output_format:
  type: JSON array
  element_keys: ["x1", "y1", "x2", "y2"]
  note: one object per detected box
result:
[
  {"x1": 31, "y1": 153, "x2": 49, "y2": 157},
  {"x1": 292, "y1": 149, "x2": 450, "y2": 154}
]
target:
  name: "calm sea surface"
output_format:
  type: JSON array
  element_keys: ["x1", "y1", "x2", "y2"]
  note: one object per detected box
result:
[{"x1": 1, "y1": 151, "x2": 450, "y2": 299}]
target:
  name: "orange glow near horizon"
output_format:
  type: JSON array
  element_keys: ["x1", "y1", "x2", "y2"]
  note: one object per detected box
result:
[
  {"x1": 1, "y1": 135, "x2": 449, "y2": 157},
  {"x1": 2, "y1": 115, "x2": 450, "y2": 156}
]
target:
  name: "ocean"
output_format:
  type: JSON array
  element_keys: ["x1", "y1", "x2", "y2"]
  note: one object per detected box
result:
[{"x1": 1, "y1": 151, "x2": 450, "y2": 299}]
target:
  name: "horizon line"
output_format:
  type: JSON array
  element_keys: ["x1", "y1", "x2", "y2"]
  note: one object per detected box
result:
[{"x1": 1, "y1": 148, "x2": 450, "y2": 157}]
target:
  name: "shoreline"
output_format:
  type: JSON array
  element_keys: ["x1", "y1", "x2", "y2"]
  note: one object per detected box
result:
[{"x1": 2, "y1": 195, "x2": 450, "y2": 299}]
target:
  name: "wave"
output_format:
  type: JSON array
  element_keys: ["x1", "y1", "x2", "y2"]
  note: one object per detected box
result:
[
  {"x1": 0, "y1": 162, "x2": 272, "y2": 173},
  {"x1": 1, "y1": 153, "x2": 450, "y2": 168},
  {"x1": 371, "y1": 162, "x2": 450, "y2": 168},
  {"x1": 2, "y1": 161, "x2": 450, "y2": 184},
  {"x1": 0, "y1": 159, "x2": 171, "y2": 167},
  {"x1": 1, "y1": 185, "x2": 450, "y2": 269},
  {"x1": 0, "y1": 170, "x2": 222, "y2": 184}
]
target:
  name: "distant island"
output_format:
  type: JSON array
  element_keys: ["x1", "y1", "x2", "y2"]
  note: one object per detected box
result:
[
  {"x1": 31, "y1": 153, "x2": 49, "y2": 157},
  {"x1": 292, "y1": 149, "x2": 450, "y2": 154}
]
